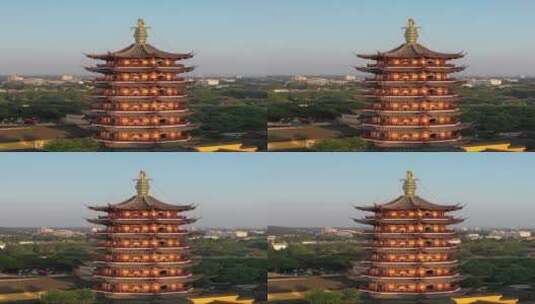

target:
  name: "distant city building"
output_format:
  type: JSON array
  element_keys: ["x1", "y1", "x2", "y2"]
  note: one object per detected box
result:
[
  {"x1": 199, "y1": 79, "x2": 220, "y2": 86},
  {"x1": 86, "y1": 18, "x2": 196, "y2": 148},
  {"x1": 271, "y1": 242, "x2": 288, "y2": 251},
  {"x1": 87, "y1": 171, "x2": 198, "y2": 302},
  {"x1": 517, "y1": 231, "x2": 532, "y2": 238},
  {"x1": 234, "y1": 230, "x2": 249, "y2": 239},
  {"x1": 345, "y1": 75, "x2": 357, "y2": 81},
  {"x1": 22, "y1": 78, "x2": 46, "y2": 86},
  {"x1": 61, "y1": 74, "x2": 76, "y2": 82},
  {"x1": 293, "y1": 75, "x2": 308, "y2": 82},
  {"x1": 489, "y1": 79, "x2": 503, "y2": 86},
  {"x1": 355, "y1": 171, "x2": 464, "y2": 298},
  {"x1": 466, "y1": 233, "x2": 481, "y2": 240},
  {"x1": 305, "y1": 78, "x2": 329, "y2": 86},
  {"x1": 357, "y1": 19, "x2": 467, "y2": 148},
  {"x1": 7, "y1": 75, "x2": 24, "y2": 82},
  {"x1": 0, "y1": 241, "x2": 6, "y2": 250}
]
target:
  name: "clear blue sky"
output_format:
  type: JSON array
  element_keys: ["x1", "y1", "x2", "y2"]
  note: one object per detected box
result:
[
  {"x1": 0, "y1": 0, "x2": 533, "y2": 76},
  {"x1": 0, "y1": 153, "x2": 533, "y2": 229}
]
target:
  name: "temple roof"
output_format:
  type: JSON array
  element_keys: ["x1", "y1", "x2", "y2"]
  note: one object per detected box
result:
[
  {"x1": 357, "y1": 19, "x2": 465, "y2": 60},
  {"x1": 86, "y1": 19, "x2": 193, "y2": 60},
  {"x1": 356, "y1": 171, "x2": 463, "y2": 212},
  {"x1": 89, "y1": 171, "x2": 196, "y2": 212}
]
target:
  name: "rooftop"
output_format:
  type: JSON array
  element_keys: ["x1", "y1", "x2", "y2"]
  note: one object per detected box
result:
[
  {"x1": 356, "y1": 171, "x2": 463, "y2": 212},
  {"x1": 86, "y1": 18, "x2": 193, "y2": 60},
  {"x1": 89, "y1": 171, "x2": 196, "y2": 212},
  {"x1": 358, "y1": 19, "x2": 465, "y2": 60}
]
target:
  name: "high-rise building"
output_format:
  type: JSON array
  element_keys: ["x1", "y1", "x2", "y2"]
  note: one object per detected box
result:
[
  {"x1": 357, "y1": 19, "x2": 468, "y2": 147},
  {"x1": 88, "y1": 171, "x2": 198, "y2": 302},
  {"x1": 86, "y1": 19, "x2": 196, "y2": 148},
  {"x1": 355, "y1": 171, "x2": 464, "y2": 298}
]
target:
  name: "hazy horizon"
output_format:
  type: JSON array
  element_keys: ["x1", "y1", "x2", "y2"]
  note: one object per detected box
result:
[
  {"x1": 0, "y1": 154, "x2": 534, "y2": 229},
  {"x1": 1, "y1": 0, "x2": 534, "y2": 76}
]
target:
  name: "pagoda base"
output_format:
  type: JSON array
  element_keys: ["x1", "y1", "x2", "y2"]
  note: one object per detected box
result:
[
  {"x1": 95, "y1": 137, "x2": 193, "y2": 149},
  {"x1": 95, "y1": 289, "x2": 192, "y2": 304},
  {"x1": 362, "y1": 136, "x2": 465, "y2": 148},
  {"x1": 360, "y1": 287, "x2": 463, "y2": 299}
]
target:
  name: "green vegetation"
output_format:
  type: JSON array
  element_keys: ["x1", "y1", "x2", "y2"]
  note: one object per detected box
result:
[
  {"x1": 269, "y1": 241, "x2": 365, "y2": 274},
  {"x1": 0, "y1": 241, "x2": 92, "y2": 273},
  {"x1": 43, "y1": 138, "x2": 102, "y2": 152},
  {"x1": 39, "y1": 289, "x2": 95, "y2": 304},
  {"x1": 268, "y1": 89, "x2": 365, "y2": 123},
  {"x1": 192, "y1": 238, "x2": 267, "y2": 288},
  {"x1": 311, "y1": 138, "x2": 368, "y2": 152},
  {"x1": 304, "y1": 289, "x2": 360, "y2": 304},
  {"x1": 0, "y1": 86, "x2": 90, "y2": 122}
]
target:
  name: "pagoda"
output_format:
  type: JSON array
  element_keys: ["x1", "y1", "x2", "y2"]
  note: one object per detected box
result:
[
  {"x1": 357, "y1": 19, "x2": 468, "y2": 147},
  {"x1": 354, "y1": 171, "x2": 464, "y2": 298},
  {"x1": 86, "y1": 19, "x2": 196, "y2": 148},
  {"x1": 87, "y1": 171, "x2": 198, "y2": 303}
]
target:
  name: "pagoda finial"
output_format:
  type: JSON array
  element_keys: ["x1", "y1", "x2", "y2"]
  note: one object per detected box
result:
[
  {"x1": 402, "y1": 171, "x2": 417, "y2": 197},
  {"x1": 133, "y1": 18, "x2": 150, "y2": 44},
  {"x1": 135, "y1": 170, "x2": 151, "y2": 197},
  {"x1": 403, "y1": 18, "x2": 420, "y2": 44}
]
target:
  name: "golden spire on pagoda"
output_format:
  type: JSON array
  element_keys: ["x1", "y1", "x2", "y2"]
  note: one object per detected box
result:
[
  {"x1": 135, "y1": 170, "x2": 151, "y2": 196},
  {"x1": 133, "y1": 18, "x2": 150, "y2": 44},
  {"x1": 402, "y1": 171, "x2": 417, "y2": 197},
  {"x1": 403, "y1": 18, "x2": 420, "y2": 44}
]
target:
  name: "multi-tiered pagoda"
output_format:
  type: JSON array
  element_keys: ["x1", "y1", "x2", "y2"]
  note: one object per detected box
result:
[
  {"x1": 88, "y1": 171, "x2": 198, "y2": 303},
  {"x1": 86, "y1": 19, "x2": 196, "y2": 148},
  {"x1": 355, "y1": 171, "x2": 464, "y2": 298},
  {"x1": 357, "y1": 19, "x2": 468, "y2": 147}
]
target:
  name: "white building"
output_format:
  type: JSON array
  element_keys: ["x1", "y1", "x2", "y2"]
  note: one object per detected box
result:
[
  {"x1": 61, "y1": 75, "x2": 75, "y2": 82},
  {"x1": 517, "y1": 231, "x2": 532, "y2": 238},
  {"x1": 234, "y1": 230, "x2": 249, "y2": 238},
  {"x1": 293, "y1": 75, "x2": 308, "y2": 82},
  {"x1": 489, "y1": 79, "x2": 503, "y2": 86},
  {"x1": 7, "y1": 75, "x2": 24, "y2": 82},
  {"x1": 271, "y1": 242, "x2": 288, "y2": 251}
]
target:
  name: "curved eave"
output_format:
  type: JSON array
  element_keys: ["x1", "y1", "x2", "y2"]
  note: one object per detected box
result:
[
  {"x1": 361, "y1": 122, "x2": 468, "y2": 131},
  {"x1": 86, "y1": 50, "x2": 194, "y2": 61},
  {"x1": 93, "y1": 260, "x2": 197, "y2": 267},
  {"x1": 368, "y1": 260, "x2": 459, "y2": 266},
  {"x1": 357, "y1": 66, "x2": 466, "y2": 74},
  {"x1": 363, "y1": 81, "x2": 466, "y2": 87},
  {"x1": 373, "y1": 246, "x2": 459, "y2": 252},
  {"x1": 88, "y1": 218, "x2": 198, "y2": 225},
  {"x1": 92, "y1": 288, "x2": 194, "y2": 297},
  {"x1": 92, "y1": 232, "x2": 190, "y2": 238},
  {"x1": 92, "y1": 123, "x2": 198, "y2": 131},
  {"x1": 361, "y1": 109, "x2": 461, "y2": 115},
  {"x1": 86, "y1": 66, "x2": 195, "y2": 74},
  {"x1": 94, "y1": 137, "x2": 192, "y2": 145},
  {"x1": 89, "y1": 204, "x2": 196, "y2": 213},
  {"x1": 363, "y1": 94, "x2": 461, "y2": 100},
  {"x1": 353, "y1": 217, "x2": 465, "y2": 225},
  {"x1": 95, "y1": 247, "x2": 191, "y2": 252},
  {"x1": 95, "y1": 80, "x2": 194, "y2": 87},
  {"x1": 93, "y1": 274, "x2": 196, "y2": 282},
  {"x1": 354, "y1": 204, "x2": 464, "y2": 213},
  {"x1": 359, "y1": 288, "x2": 461, "y2": 297},
  {"x1": 362, "y1": 274, "x2": 461, "y2": 281},
  {"x1": 92, "y1": 109, "x2": 191, "y2": 116},
  {"x1": 92, "y1": 95, "x2": 188, "y2": 101}
]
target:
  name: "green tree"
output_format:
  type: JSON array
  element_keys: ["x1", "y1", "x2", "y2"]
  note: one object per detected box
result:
[
  {"x1": 304, "y1": 289, "x2": 343, "y2": 304},
  {"x1": 39, "y1": 289, "x2": 95, "y2": 304},
  {"x1": 312, "y1": 138, "x2": 368, "y2": 152},
  {"x1": 43, "y1": 138, "x2": 101, "y2": 152}
]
